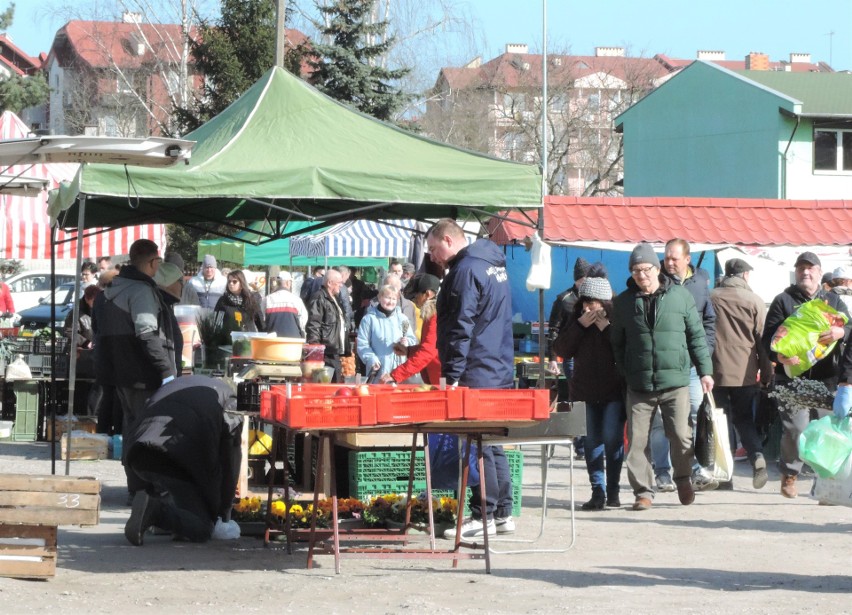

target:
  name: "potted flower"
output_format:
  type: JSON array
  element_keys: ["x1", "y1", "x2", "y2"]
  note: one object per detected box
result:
[
  {"x1": 195, "y1": 311, "x2": 229, "y2": 369},
  {"x1": 363, "y1": 493, "x2": 457, "y2": 534}
]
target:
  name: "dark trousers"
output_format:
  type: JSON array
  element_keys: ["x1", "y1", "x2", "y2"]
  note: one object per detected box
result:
[
  {"x1": 468, "y1": 444, "x2": 513, "y2": 520},
  {"x1": 713, "y1": 385, "x2": 763, "y2": 464},
  {"x1": 116, "y1": 386, "x2": 156, "y2": 493},
  {"x1": 135, "y1": 473, "x2": 214, "y2": 542}
]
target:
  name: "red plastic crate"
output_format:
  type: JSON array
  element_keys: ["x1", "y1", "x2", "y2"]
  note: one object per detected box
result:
[
  {"x1": 284, "y1": 390, "x2": 377, "y2": 429},
  {"x1": 374, "y1": 386, "x2": 465, "y2": 424},
  {"x1": 463, "y1": 388, "x2": 551, "y2": 420},
  {"x1": 259, "y1": 390, "x2": 275, "y2": 423}
]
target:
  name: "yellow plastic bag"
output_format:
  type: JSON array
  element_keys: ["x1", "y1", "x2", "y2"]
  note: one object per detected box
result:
[
  {"x1": 770, "y1": 299, "x2": 847, "y2": 378},
  {"x1": 248, "y1": 430, "x2": 273, "y2": 456}
]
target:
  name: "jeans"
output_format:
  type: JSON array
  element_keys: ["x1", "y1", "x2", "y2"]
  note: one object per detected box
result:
[
  {"x1": 713, "y1": 385, "x2": 762, "y2": 464},
  {"x1": 626, "y1": 386, "x2": 693, "y2": 498},
  {"x1": 468, "y1": 444, "x2": 513, "y2": 520},
  {"x1": 584, "y1": 400, "x2": 626, "y2": 496},
  {"x1": 650, "y1": 367, "x2": 702, "y2": 477}
]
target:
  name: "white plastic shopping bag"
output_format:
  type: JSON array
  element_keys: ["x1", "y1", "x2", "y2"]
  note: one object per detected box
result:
[
  {"x1": 711, "y1": 408, "x2": 734, "y2": 482},
  {"x1": 525, "y1": 232, "x2": 552, "y2": 291}
]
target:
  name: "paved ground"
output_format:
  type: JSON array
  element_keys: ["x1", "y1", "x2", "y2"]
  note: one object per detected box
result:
[{"x1": 0, "y1": 439, "x2": 850, "y2": 614}]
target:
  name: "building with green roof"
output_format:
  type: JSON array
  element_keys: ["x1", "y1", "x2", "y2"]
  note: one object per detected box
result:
[{"x1": 615, "y1": 61, "x2": 852, "y2": 199}]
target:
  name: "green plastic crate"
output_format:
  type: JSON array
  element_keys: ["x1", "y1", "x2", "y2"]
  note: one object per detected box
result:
[
  {"x1": 11, "y1": 381, "x2": 39, "y2": 442},
  {"x1": 350, "y1": 449, "x2": 523, "y2": 517}
]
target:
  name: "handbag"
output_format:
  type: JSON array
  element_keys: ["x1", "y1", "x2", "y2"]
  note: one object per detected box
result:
[
  {"x1": 711, "y1": 404, "x2": 735, "y2": 482},
  {"x1": 694, "y1": 393, "x2": 715, "y2": 468}
]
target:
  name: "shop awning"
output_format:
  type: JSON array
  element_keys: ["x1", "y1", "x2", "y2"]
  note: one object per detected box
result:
[{"x1": 290, "y1": 219, "x2": 416, "y2": 258}]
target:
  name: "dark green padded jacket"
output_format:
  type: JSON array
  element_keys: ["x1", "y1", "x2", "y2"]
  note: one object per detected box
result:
[{"x1": 610, "y1": 275, "x2": 712, "y2": 392}]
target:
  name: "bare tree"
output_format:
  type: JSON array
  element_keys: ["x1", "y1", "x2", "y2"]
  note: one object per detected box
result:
[{"x1": 423, "y1": 48, "x2": 665, "y2": 196}]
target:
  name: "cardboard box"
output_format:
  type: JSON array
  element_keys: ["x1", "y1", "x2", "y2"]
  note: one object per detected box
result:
[
  {"x1": 45, "y1": 416, "x2": 97, "y2": 442},
  {"x1": 60, "y1": 432, "x2": 109, "y2": 461}
]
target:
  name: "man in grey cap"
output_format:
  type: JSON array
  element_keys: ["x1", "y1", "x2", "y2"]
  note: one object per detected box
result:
[
  {"x1": 831, "y1": 266, "x2": 852, "y2": 312},
  {"x1": 610, "y1": 243, "x2": 714, "y2": 511},
  {"x1": 762, "y1": 251, "x2": 851, "y2": 498},
  {"x1": 710, "y1": 258, "x2": 773, "y2": 490}
]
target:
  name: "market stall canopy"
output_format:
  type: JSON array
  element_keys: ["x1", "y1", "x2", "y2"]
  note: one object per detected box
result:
[
  {"x1": 489, "y1": 196, "x2": 852, "y2": 247},
  {"x1": 289, "y1": 219, "x2": 415, "y2": 258},
  {"x1": 0, "y1": 111, "x2": 166, "y2": 259},
  {"x1": 0, "y1": 174, "x2": 49, "y2": 196},
  {"x1": 197, "y1": 219, "x2": 387, "y2": 267},
  {"x1": 48, "y1": 65, "x2": 541, "y2": 233},
  {"x1": 0, "y1": 135, "x2": 193, "y2": 167}
]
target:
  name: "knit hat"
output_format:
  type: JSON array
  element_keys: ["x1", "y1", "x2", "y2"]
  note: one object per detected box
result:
[
  {"x1": 202, "y1": 254, "x2": 217, "y2": 269},
  {"x1": 165, "y1": 252, "x2": 185, "y2": 271},
  {"x1": 409, "y1": 273, "x2": 440, "y2": 294},
  {"x1": 586, "y1": 262, "x2": 608, "y2": 279},
  {"x1": 573, "y1": 257, "x2": 591, "y2": 281},
  {"x1": 579, "y1": 277, "x2": 612, "y2": 301},
  {"x1": 629, "y1": 243, "x2": 659, "y2": 269},
  {"x1": 724, "y1": 258, "x2": 753, "y2": 276},
  {"x1": 153, "y1": 262, "x2": 183, "y2": 291}
]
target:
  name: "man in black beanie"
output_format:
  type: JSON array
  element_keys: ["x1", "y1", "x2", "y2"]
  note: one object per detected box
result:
[{"x1": 610, "y1": 242, "x2": 714, "y2": 511}]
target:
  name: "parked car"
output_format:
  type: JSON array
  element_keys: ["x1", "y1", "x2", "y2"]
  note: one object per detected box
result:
[
  {"x1": 5, "y1": 270, "x2": 76, "y2": 312},
  {"x1": 17, "y1": 283, "x2": 77, "y2": 332}
]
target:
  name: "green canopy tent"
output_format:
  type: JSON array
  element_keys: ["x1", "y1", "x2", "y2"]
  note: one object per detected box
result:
[
  {"x1": 196, "y1": 220, "x2": 387, "y2": 268},
  {"x1": 49, "y1": 65, "x2": 542, "y2": 234}
]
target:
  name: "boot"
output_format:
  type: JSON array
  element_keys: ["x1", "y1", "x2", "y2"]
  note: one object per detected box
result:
[
  {"x1": 606, "y1": 489, "x2": 621, "y2": 508},
  {"x1": 581, "y1": 489, "x2": 606, "y2": 511}
]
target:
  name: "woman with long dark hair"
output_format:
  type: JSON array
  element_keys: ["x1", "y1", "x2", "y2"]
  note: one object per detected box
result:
[
  {"x1": 553, "y1": 265, "x2": 626, "y2": 510},
  {"x1": 214, "y1": 270, "x2": 263, "y2": 333}
]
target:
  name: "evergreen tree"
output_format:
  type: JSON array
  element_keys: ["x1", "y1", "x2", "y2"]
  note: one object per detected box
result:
[
  {"x1": 173, "y1": 0, "x2": 301, "y2": 133},
  {"x1": 0, "y1": 4, "x2": 13, "y2": 31},
  {"x1": 0, "y1": 4, "x2": 49, "y2": 115},
  {"x1": 309, "y1": 0, "x2": 410, "y2": 121}
]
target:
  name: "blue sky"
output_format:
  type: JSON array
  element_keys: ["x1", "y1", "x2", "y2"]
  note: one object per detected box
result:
[{"x1": 7, "y1": 0, "x2": 852, "y2": 70}]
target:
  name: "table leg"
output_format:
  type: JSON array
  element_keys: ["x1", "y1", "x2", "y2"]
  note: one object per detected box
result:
[
  {"x1": 423, "y1": 432, "x2": 436, "y2": 551},
  {"x1": 306, "y1": 433, "x2": 326, "y2": 570},
  {"x1": 263, "y1": 425, "x2": 281, "y2": 548},
  {"x1": 326, "y1": 433, "x2": 341, "y2": 575},
  {"x1": 475, "y1": 434, "x2": 491, "y2": 574}
]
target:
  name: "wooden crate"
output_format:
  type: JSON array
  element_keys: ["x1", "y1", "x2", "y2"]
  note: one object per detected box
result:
[
  {"x1": 60, "y1": 432, "x2": 109, "y2": 461},
  {"x1": 0, "y1": 474, "x2": 100, "y2": 579},
  {"x1": 45, "y1": 416, "x2": 98, "y2": 442},
  {"x1": 0, "y1": 524, "x2": 57, "y2": 579}
]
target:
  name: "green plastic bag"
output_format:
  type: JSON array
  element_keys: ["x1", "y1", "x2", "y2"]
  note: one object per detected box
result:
[
  {"x1": 798, "y1": 415, "x2": 852, "y2": 478},
  {"x1": 770, "y1": 299, "x2": 848, "y2": 378}
]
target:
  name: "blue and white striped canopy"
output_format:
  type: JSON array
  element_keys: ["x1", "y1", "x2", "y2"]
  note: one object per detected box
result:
[{"x1": 289, "y1": 219, "x2": 416, "y2": 258}]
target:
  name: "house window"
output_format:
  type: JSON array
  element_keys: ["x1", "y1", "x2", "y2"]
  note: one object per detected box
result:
[{"x1": 814, "y1": 129, "x2": 852, "y2": 171}]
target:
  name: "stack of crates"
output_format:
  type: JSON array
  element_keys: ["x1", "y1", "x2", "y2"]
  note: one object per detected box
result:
[{"x1": 348, "y1": 448, "x2": 523, "y2": 517}]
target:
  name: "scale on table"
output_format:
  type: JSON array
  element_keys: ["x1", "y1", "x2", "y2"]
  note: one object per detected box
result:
[{"x1": 235, "y1": 359, "x2": 303, "y2": 381}]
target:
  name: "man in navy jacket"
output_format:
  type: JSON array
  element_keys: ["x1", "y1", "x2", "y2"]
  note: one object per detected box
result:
[{"x1": 427, "y1": 218, "x2": 515, "y2": 540}]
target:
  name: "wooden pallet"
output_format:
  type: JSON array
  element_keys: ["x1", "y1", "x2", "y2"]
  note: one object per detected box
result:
[{"x1": 0, "y1": 474, "x2": 101, "y2": 579}]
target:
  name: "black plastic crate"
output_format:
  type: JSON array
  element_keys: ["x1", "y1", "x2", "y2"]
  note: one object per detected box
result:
[
  {"x1": 34, "y1": 337, "x2": 70, "y2": 355},
  {"x1": 237, "y1": 381, "x2": 271, "y2": 412},
  {"x1": 10, "y1": 337, "x2": 34, "y2": 355}
]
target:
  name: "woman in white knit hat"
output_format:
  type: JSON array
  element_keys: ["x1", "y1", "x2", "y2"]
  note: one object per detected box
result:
[{"x1": 553, "y1": 264, "x2": 626, "y2": 510}]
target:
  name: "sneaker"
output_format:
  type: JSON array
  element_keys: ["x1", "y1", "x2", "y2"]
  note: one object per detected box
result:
[
  {"x1": 734, "y1": 447, "x2": 748, "y2": 461},
  {"x1": 125, "y1": 491, "x2": 160, "y2": 547},
  {"x1": 752, "y1": 455, "x2": 768, "y2": 490},
  {"x1": 442, "y1": 517, "x2": 496, "y2": 540},
  {"x1": 781, "y1": 474, "x2": 797, "y2": 499},
  {"x1": 692, "y1": 467, "x2": 719, "y2": 492},
  {"x1": 495, "y1": 516, "x2": 515, "y2": 534},
  {"x1": 655, "y1": 474, "x2": 676, "y2": 493}
]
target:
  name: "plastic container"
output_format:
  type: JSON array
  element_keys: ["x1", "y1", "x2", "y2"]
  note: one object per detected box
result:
[
  {"x1": 174, "y1": 305, "x2": 208, "y2": 326},
  {"x1": 311, "y1": 366, "x2": 335, "y2": 383},
  {"x1": 250, "y1": 337, "x2": 304, "y2": 362},
  {"x1": 463, "y1": 388, "x2": 551, "y2": 420},
  {"x1": 231, "y1": 331, "x2": 273, "y2": 358},
  {"x1": 302, "y1": 344, "x2": 325, "y2": 362},
  {"x1": 374, "y1": 386, "x2": 465, "y2": 424},
  {"x1": 112, "y1": 434, "x2": 123, "y2": 460},
  {"x1": 0, "y1": 420, "x2": 12, "y2": 439},
  {"x1": 301, "y1": 361, "x2": 326, "y2": 378}
]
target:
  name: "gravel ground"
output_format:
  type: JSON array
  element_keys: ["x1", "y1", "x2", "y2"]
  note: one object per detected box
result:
[{"x1": 0, "y1": 439, "x2": 850, "y2": 614}]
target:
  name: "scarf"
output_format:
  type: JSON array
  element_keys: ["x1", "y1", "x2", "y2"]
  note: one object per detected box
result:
[{"x1": 226, "y1": 292, "x2": 244, "y2": 307}]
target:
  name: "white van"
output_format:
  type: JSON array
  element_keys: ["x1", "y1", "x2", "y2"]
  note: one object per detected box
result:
[{"x1": 5, "y1": 270, "x2": 76, "y2": 312}]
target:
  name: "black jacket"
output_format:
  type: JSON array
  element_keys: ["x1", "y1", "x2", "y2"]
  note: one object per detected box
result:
[
  {"x1": 762, "y1": 284, "x2": 852, "y2": 381},
  {"x1": 664, "y1": 264, "x2": 716, "y2": 355},
  {"x1": 214, "y1": 292, "x2": 263, "y2": 333},
  {"x1": 547, "y1": 285, "x2": 579, "y2": 359},
  {"x1": 306, "y1": 288, "x2": 349, "y2": 358},
  {"x1": 93, "y1": 265, "x2": 177, "y2": 389},
  {"x1": 125, "y1": 376, "x2": 242, "y2": 523}
]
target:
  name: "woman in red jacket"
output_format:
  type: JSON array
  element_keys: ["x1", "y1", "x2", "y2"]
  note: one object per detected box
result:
[{"x1": 381, "y1": 274, "x2": 441, "y2": 385}]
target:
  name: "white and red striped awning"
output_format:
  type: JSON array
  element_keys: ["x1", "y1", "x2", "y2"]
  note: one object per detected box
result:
[{"x1": 0, "y1": 111, "x2": 166, "y2": 260}]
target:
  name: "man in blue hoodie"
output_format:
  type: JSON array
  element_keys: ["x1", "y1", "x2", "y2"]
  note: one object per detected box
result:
[{"x1": 426, "y1": 218, "x2": 516, "y2": 540}]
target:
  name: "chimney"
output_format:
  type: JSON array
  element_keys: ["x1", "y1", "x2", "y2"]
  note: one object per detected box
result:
[
  {"x1": 505, "y1": 43, "x2": 528, "y2": 55},
  {"x1": 595, "y1": 46, "x2": 625, "y2": 57},
  {"x1": 790, "y1": 52, "x2": 811, "y2": 64},
  {"x1": 697, "y1": 50, "x2": 726, "y2": 61},
  {"x1": 745, "y1": 52, "x2": 770, "y2": 70},
  {"x1": 122, "y1": 11, "x2": 142, "y2": 24}
]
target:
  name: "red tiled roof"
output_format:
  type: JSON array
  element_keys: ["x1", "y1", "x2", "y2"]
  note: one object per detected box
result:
[
  {"x1": 0, "y1": 33, "x2": 41, "y2": 75},
  {"x1": 439, "y1": 53, "x2": 670, "y2": 90},
  {"x1": 489, "y1": 196, "x2": 852, "y2": 247},
  {"x1": 654, "y1": 53, "x2": 831, "y2": 73}
]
